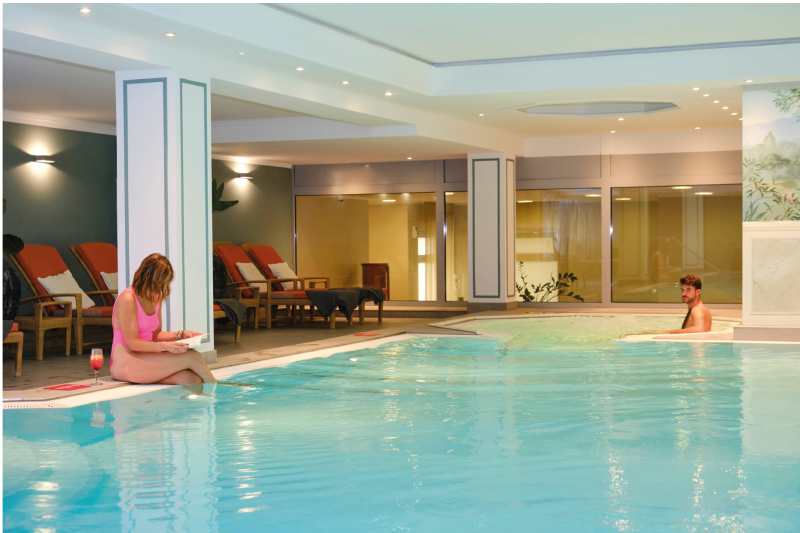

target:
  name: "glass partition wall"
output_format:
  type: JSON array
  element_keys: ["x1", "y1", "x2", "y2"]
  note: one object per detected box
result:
[
  {"x1": 295, "y1": 184, "x2": 742, "y2": 306},
  {"x1": 611, "y1": 185, "x2": 742, "y2": 303},
  {"x1": 295, "y1": 193, "x2": 437, "y2": 301},
  {"x1": 515, "y1": 189, "x2": 602, "y2": 302}
]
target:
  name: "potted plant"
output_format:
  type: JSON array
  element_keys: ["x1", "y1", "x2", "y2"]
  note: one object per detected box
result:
[{"x1": 3, "y1": 199, "x2": 24, "y2": 331}]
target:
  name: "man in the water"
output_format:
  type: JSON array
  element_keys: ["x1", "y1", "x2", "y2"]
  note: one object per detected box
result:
[{"x1": 661, "y1": 274, "x2": 712, "y2": 334}]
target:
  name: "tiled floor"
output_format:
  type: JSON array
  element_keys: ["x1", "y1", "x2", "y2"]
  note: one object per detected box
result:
[{"x1": 2, "y1": 316, "x2": 433, "y2": 392}]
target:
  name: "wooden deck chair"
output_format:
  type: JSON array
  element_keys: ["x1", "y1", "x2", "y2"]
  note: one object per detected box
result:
[
  {"x1": 243, "y1": 243, "x2": 384, "y2": 324},
  {"x1": 9, "y1": 245, "x2": 115, "y2": 357},
  {"x1": 213, "y1": 241, "x2": 234, "y2": 252},
  {"x1": 70, "y1": 243, "x2": 118, "y2": 306},
  {"x1": 72, "y1": 242, "x2": 242, "y2": 344},
  {"x1": 242, "y1": 243, "x2": 334, "y2": 326},
  {"x1": 4, "y1": 323, "x2": 25, "y2": 378},
  {"x1": 217, "y1": 245, "x2": 314, "y2": 329}
]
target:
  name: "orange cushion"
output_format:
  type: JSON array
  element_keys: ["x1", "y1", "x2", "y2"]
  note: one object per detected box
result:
[
  {"x1": 51, "y1": 306, "x2": 113, "y2": 318},
  {"x1": 247, "y1": 245, "x2": 286, "y2": 292},
  {"x1": 216, "y1": 245, "x2": 256, "y2": 298},
  {"x1": 10, "y1": 323, "x2": 19, "y2": 332},
  {"x1": 75, "y1": 242, "x2": 117, "y2": 306},
  {"x1": 15, "y1": 245, "x2": 69, "y2": 303},
  {"x1": 213, "y1": 304, "x2": 222, "y2": 311}
]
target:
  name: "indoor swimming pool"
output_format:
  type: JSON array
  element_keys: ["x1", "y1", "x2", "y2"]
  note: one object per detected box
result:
[{"x1": 4, "y1": 316, "x2": 799, "y2": 532}]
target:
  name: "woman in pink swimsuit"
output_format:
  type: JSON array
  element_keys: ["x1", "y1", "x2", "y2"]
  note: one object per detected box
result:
[{"x1": 110, "y1": 253, "x2": 216, "y2": 385}]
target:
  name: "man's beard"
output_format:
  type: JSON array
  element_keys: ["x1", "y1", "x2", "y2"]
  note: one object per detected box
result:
[{"x1": 683, "y1": 295, "x2": 696, "y2": 304}]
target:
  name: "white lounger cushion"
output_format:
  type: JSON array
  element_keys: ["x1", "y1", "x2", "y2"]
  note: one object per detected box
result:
[
  {"x1": 38, "y1": 270, "x2": 96, "y2": 309},
  {"x1": 236, "y1": 262, "x2": 269, "y2": 293},
  {"x1": 268, "y1": 262, "x2": 298, "y2": 291},
  {"x1": 101, "y1": 272, "x2": 118, "y2": 299}
]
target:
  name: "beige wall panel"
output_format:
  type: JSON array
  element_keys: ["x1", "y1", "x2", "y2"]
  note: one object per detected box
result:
[
  {"x1": 611, "y1": 151, "x2": 742, "y2": 178},
  {"x1": 296, "y1": 196, "x2": 368, "y2": 287}
]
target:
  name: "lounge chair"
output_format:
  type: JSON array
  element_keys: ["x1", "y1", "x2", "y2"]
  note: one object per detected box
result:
[
  {"x1": 9, "y1": 245, "x2": 113, "y2": 357},
  {"x1": 4, "y1": 323, "x2": 24, "y2": 377},
  {"x1": 241, "y1": 243, "x2": 332, "y2": 325},
  {"x1": 243, "y1": 243, "x2": 384, "y2": 325},
  {"x1": 72, "y1": 242, "x2": 242, "y2": 343},
  {"x1": 217, "y1": 244, "x2": 319, "y2": 329}
]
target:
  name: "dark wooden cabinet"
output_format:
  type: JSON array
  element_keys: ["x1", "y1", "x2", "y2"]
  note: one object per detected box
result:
[{"x1": 361, "y1": 263, "x2": 390, "y2": 300}]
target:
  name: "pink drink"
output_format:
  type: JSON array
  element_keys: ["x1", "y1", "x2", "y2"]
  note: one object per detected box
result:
[{"x1": 90, "y1": 349, "x2": 104, "y2": 386}]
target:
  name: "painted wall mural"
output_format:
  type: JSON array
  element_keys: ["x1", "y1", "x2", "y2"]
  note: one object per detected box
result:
[{"x1": 742, "y1": 87, "x2": 800, "y2": 221}]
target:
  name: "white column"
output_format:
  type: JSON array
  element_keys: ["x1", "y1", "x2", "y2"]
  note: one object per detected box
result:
[
  {"x1": 467, "y1": 153, "x2": 517, "y2": 312},
  {"x1": 115, "y1": 70, "x2": 215, "y2": 360}
]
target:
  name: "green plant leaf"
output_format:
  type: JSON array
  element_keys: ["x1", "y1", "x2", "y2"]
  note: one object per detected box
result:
[{"x1": 3, "y1": 234, "x2": 24, "y2": 255}]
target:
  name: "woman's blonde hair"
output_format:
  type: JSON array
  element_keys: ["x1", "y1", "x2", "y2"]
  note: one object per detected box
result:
[{"x1": 131, "y1": 253, "x2": 174, "y2": 303}]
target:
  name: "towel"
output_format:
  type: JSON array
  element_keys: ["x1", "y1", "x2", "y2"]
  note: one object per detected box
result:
[
  {"x1": 214, "y1": 299, "x2": 246, "y2": 326},
  {"x1": 306, "y1": 286, "x2": 385, "y2": 319}
]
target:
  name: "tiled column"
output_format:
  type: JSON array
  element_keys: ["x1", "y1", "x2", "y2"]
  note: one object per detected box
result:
[
  {"x1": 467, "y1": 153, "x2": 517, "y2": 313},
  {"x1": 736, "y1": 83, "x2": 800, "y2": 340},
  {"x1": 115, "y1": 70, "x2": 215, "y2": 360}
]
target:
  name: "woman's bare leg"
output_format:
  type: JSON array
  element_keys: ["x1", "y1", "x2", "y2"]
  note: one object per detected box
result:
[
  {"x1": 111, "y1": 345, "x2": 216, "y2": 384},
  {"x1": 157, "y1": 369, "x2": 203, "y2": 385}
]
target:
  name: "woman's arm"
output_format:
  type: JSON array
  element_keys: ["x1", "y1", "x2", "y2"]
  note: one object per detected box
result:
[
  {"x1": 116, "y1": 292, "x2": 187, "y2": 353},
  {"x1": 150, "y1": 302, "x2": 203, "y2": 343}
]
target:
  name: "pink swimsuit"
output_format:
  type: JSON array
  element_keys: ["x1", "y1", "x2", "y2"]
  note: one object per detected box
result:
[{"x1": 111, "y1": 289, "x2": 161, "y2": 365}]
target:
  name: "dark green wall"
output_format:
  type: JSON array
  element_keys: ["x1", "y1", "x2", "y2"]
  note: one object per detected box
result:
[
  {"x1": 3, "y1": 122, "x2": 295, "y2": 310},
  {"x1": 211, "y1": 159, "x2": 294, "y2": 268},
  {"x1": 3, "y1": 121, "x2": 117, "y2": 309}
]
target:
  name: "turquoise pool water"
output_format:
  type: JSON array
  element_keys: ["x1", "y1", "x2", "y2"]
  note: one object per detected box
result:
[{"x1": 4, "y1": 316, "x2": 800, "y2": 532}]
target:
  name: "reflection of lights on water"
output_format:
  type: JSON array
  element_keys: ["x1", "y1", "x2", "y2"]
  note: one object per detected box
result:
[
  {"x1": 34, "y1": 482, "x2": 59, "y2": 492},
  {"x1": 187, "y1": 394, "x2": 198, "y2": 399},
  {"x1": 349, "y1": 357, "x2": 357, "y2": 362}
]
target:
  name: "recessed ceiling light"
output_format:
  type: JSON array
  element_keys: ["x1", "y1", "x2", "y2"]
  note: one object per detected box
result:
[
  {"x1": 618, "y1": 118, "x2": 624, "y2": 121},
  {"x1": 740, "y1": 118, "x2": 743, "y2": 121},
  {"x1": 80, "y1": 7, "x2": 91, "y2": 13},
  {"x1": 610, "y1": 130, "x2": 615, "y2": 133},
  {"x1": 672, "y1": 186, "x2": 692, "y2": 190},
  {"x1": 407, "y1": 157, "x2": 412, "y2": 160},
  {"x1": 695, "y1": 192, "x2": 713, "y2": 195},
  {"x1": 615, "y1": 198, "x2": 631, "y2": 201},
  {"x1": 731, "y1": 112, "x2": 738, "y2": 115},
  {"x1": 342, "y1": 81, "x2": 349, "y2": 84},
  {"x1": 385, "y1": 92, "x2": 393, "y2": 96},
  {"x1": 722, "y1": 106, "x2": 729, "y2": 110},
  {"x1": 745, "y1": 79, "x2": 753, "y2": 83},
  {"x1": 382, "y1": 199, "x2": 396, "y2": 203},
  {"x1": 166, "y1": 32, "x2": 176, "y2": 37},
  {"x1": 703, "y1": 94, "x2": 709, "y2": 97},
  {"x1": 585, "y1": 194, "x2": 601, "y2": 198},
  {"x1": 517, "y1": 200, "x2": 533, "y2": 203},
  {"x1": 713, "y1": 100, "x2": 720, "y2": 103},
  {"x1": 478, "y1": 113, "x2": 484, "y2": 116},
  {"x1": 692, "y1": 87, "x2": 700, "y2": 91},
  {"x1": 695, "y1": 127, "x2": 701, "y2": 130},
  {"x1": 296, "y1": 67, "x2": 304, "y2": 71},
  {"x1": 238, "y1": 52, "x2": 245, "y2": 55}
]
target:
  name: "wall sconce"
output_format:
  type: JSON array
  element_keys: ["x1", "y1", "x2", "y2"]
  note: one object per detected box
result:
[
  {"x1": 33, "y1": 155, "x2": 56, "y2": 164},
  {"x1": 237, "y1": 174, "x2": 253, "y2": 180}
]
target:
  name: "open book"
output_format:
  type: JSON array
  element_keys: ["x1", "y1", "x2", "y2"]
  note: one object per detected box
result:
[{"x1": 176, "y1": 334, "x2": 208, "y2": 346}]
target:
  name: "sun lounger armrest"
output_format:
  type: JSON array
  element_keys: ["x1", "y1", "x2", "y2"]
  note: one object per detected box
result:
[
  {"x1": 86, "y1": 290, "x2": 118, "y2": 295},
  {"x1": 300, "y1": 277, "x2": 329, "y2": 289},
  {"x1": 33, "y1": 299, "x2": 73, "y2": 321}
]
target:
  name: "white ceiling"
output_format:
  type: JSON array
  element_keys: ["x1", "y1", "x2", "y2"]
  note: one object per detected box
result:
[
  {"x1": 273, "y1": 3, "x2": 800, "y2": 64},
  {"x1": 211, "y1": 136, "x2": 489, "y2": 166},
  {"x1": 3, "y1": 51, "x2": 117, "y2": 124},
  {"x1": 3, "y1": 51, "x2": 310, "y2": 123}
]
